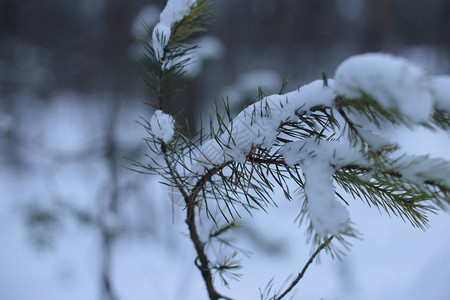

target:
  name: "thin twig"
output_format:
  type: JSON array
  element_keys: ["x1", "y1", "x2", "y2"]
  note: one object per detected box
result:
[
  {"x1": 275, "y1": 236, "x2": 334, "y2": 300},
  {"x1": 189, "y1": 161, "x2": 233, "y2": 201},
  {"x1": 209, "y1": 222, "x2": 236, "y2": 239},
  {"x1": 336, "y1": 105, "x2": 365, "y2": 142},
  {"x1": 162, "y1": 144, "x2": 224, "y2": 299}
]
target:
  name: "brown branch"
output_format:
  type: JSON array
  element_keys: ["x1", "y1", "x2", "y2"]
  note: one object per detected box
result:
[
  {"x1": 161, "y1": 144, "x2": 232, "y2": 300},
  {"x1": 189, "y1": 161, "x2": 233, "y2": 202},
  {"x1": 248, "y1": 155, "x2": 287, "y2": 167},
  {"x1": 336, "y1": 104, "x2": 365, "y2": 142},
  {"x1": 209, "y1": 222, "x2": 236, "y2": 239},
  {"x1": 186, "y1": 202, "x2": 231, "y2": 300},
  {"x1": 275, "y1": 236, "x2": 334, "y2": 300}
]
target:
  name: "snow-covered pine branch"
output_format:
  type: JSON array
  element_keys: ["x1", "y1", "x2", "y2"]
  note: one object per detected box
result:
[
  {"x1": 178, "y1": 53, "x2": 450, "y2": 241},
  {"x1": 135, "y1": 0, "x2": 450, "y2": 298}
]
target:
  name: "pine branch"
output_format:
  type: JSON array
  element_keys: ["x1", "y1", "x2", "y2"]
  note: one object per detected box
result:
[{"x1": 136, "y1": 2, "x2": 450, "y2": 299}]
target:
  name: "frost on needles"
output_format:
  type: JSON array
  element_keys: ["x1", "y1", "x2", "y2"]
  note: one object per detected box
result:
[{"x1": 152, "y1": 0, "x2": 196, "y2": 62}]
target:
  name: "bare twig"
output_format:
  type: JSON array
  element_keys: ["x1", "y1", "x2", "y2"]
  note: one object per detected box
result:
[
  {"x1": 209, "y1": 222, "x2": 237, "y2": 239},
  {"x1": 274, "y1": 236, "x2": 334, "y2": 300}
]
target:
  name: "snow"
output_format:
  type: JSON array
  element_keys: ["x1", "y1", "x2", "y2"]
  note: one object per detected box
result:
[
  {"x1": 152, "y1": 0, "x2": 196, "y2": 61},
  {"x1": 358, "y1": 129, "x2": 391, "y2": 151},
  {"x1": 159, "y1": 0, "x2": 195, "y2": 25},
  {"x1": 190, "y1": 52, "x2": 450, "y2": 237},
  {"x1": 3, "y1": 84, "x2": 450, "y2": 300},
  {"x1": 152, "y1": 23, "x2": 171, "y2": 60},
  {"x1": 195, "y1": 80, "x2": 336, "y2": 169},
  {"x1": 301, "y1": 158, "x2": 349, "y2": 236},
  {"x1": 395, "y1": 155, "x2": 450, "y2": 189},
  {"x1": 281, "y1": 138, "x2": 365, "y2": 169},
  {"x1": 281, "y1": 139, "x2": 364, "y2": 236},
  {"x1": 430, "y1": 75, "x2": 450, "y2": 112},
  {"x1": 150, "y1": 110, "x2": 175, "y2": 143},
  {"x1": 334, "y1": 53, "x2": 434, "y2": 123}
]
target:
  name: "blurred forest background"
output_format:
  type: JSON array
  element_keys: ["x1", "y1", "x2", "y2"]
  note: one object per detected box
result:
[{"x1": 1, "y1": 0, "x2": 450, "y2": 300}]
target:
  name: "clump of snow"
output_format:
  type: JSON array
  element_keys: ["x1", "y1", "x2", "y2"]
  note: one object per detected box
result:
[
  {"x1": 195, "y1": 80, "x2": 336, "y2": 167},
  {"x1": 395, "y1": 155, "x2": 450, "y2": 189},
  {"x1": 150, "y1": 110, "x2": 175, "y2": 143},
  {"x1": 334, "y1": 53, "x2": 434, "y2": 123},
  {"x1": 152, "y1": 23, "x2": 172, "y2": 60},
  {"x1": 281, "y1": 139, "x2": 363, "y2": 236},
  {"x1": 430, "y1": 76, "x2": 450, "y2": 113},
  {"x1": 281, "y1": 138, "x2": 365, "y2": 168},
  {"x1": 358, "y1": 129, "x2": 392, "y2": 151},
  {"x1": 152, "y1": 0, "x2": 196, "y2": 61},
  {"x1": 301, "y1": 160, "x2": 349, "y2": 236}
]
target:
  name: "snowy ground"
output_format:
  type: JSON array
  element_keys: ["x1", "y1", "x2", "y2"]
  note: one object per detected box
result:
[{"x1": 1, "y1": 93, "x2": 450, "y2": 300}]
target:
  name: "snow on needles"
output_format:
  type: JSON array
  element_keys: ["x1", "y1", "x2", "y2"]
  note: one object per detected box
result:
[
  {"x1": 152, "y1": 0, "x2": 196, "y2": 61},
  {"x1": 334, "y1": 53, "x2": 434, "y2": 122},
  {"x1": 281, "y1": 139, "x2": 364, "y2": 236},
  {"x1": 195, "y1": 80, "x2": 336, "y2": 167},
  {"x1": 150, "y1": 110, "x2": 175, "y2": 143},
  {"x1": 430, "y1": 75, "x2": 450, "y2": 112},
  {"x1": 188, "y1": 52, "x2": 450, "y2": 237},
  {"x1": 193, "y1": 81, "x2": 343, "y2": 236},
  {"x1": 395, "y1": 155, "x2": 450, "y2": 189}
]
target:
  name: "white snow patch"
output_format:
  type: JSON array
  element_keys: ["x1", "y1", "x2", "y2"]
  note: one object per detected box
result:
[
  {"x1": 281, "y1": 139, "x2": 363, "y2": 236},
  {"x1": 195, "y1": 80, "x2": 336, "y2": 169},
  {"x1": 150, "y1": 110, "x2": 175, "y2": 143},
  {"x1": 358, "y1": 129, "x2": 392, "y2": 151},
  {"x1": 152, "y1": 23, "x2": 172, "y2": 60},
  {"x1": 334, "y1": 53, "x2": 434, "y2": 123},
  {"x1": 152, "y1": 0, "x2": 195, "y2": 61},
  {"x1": 281, "y1": 138, "x2": 364, "y2": 168},
  {"x1": 395, "y1": 155, "x2": 450, "y2": 189},
  {"x1": 430, "y1": 75, "x2": 450, "y2": 113}
]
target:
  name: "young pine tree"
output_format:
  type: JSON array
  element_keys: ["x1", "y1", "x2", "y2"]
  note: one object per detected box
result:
[{"x1": 132, "y1": 1, "x2": 450, "y2": 299}]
